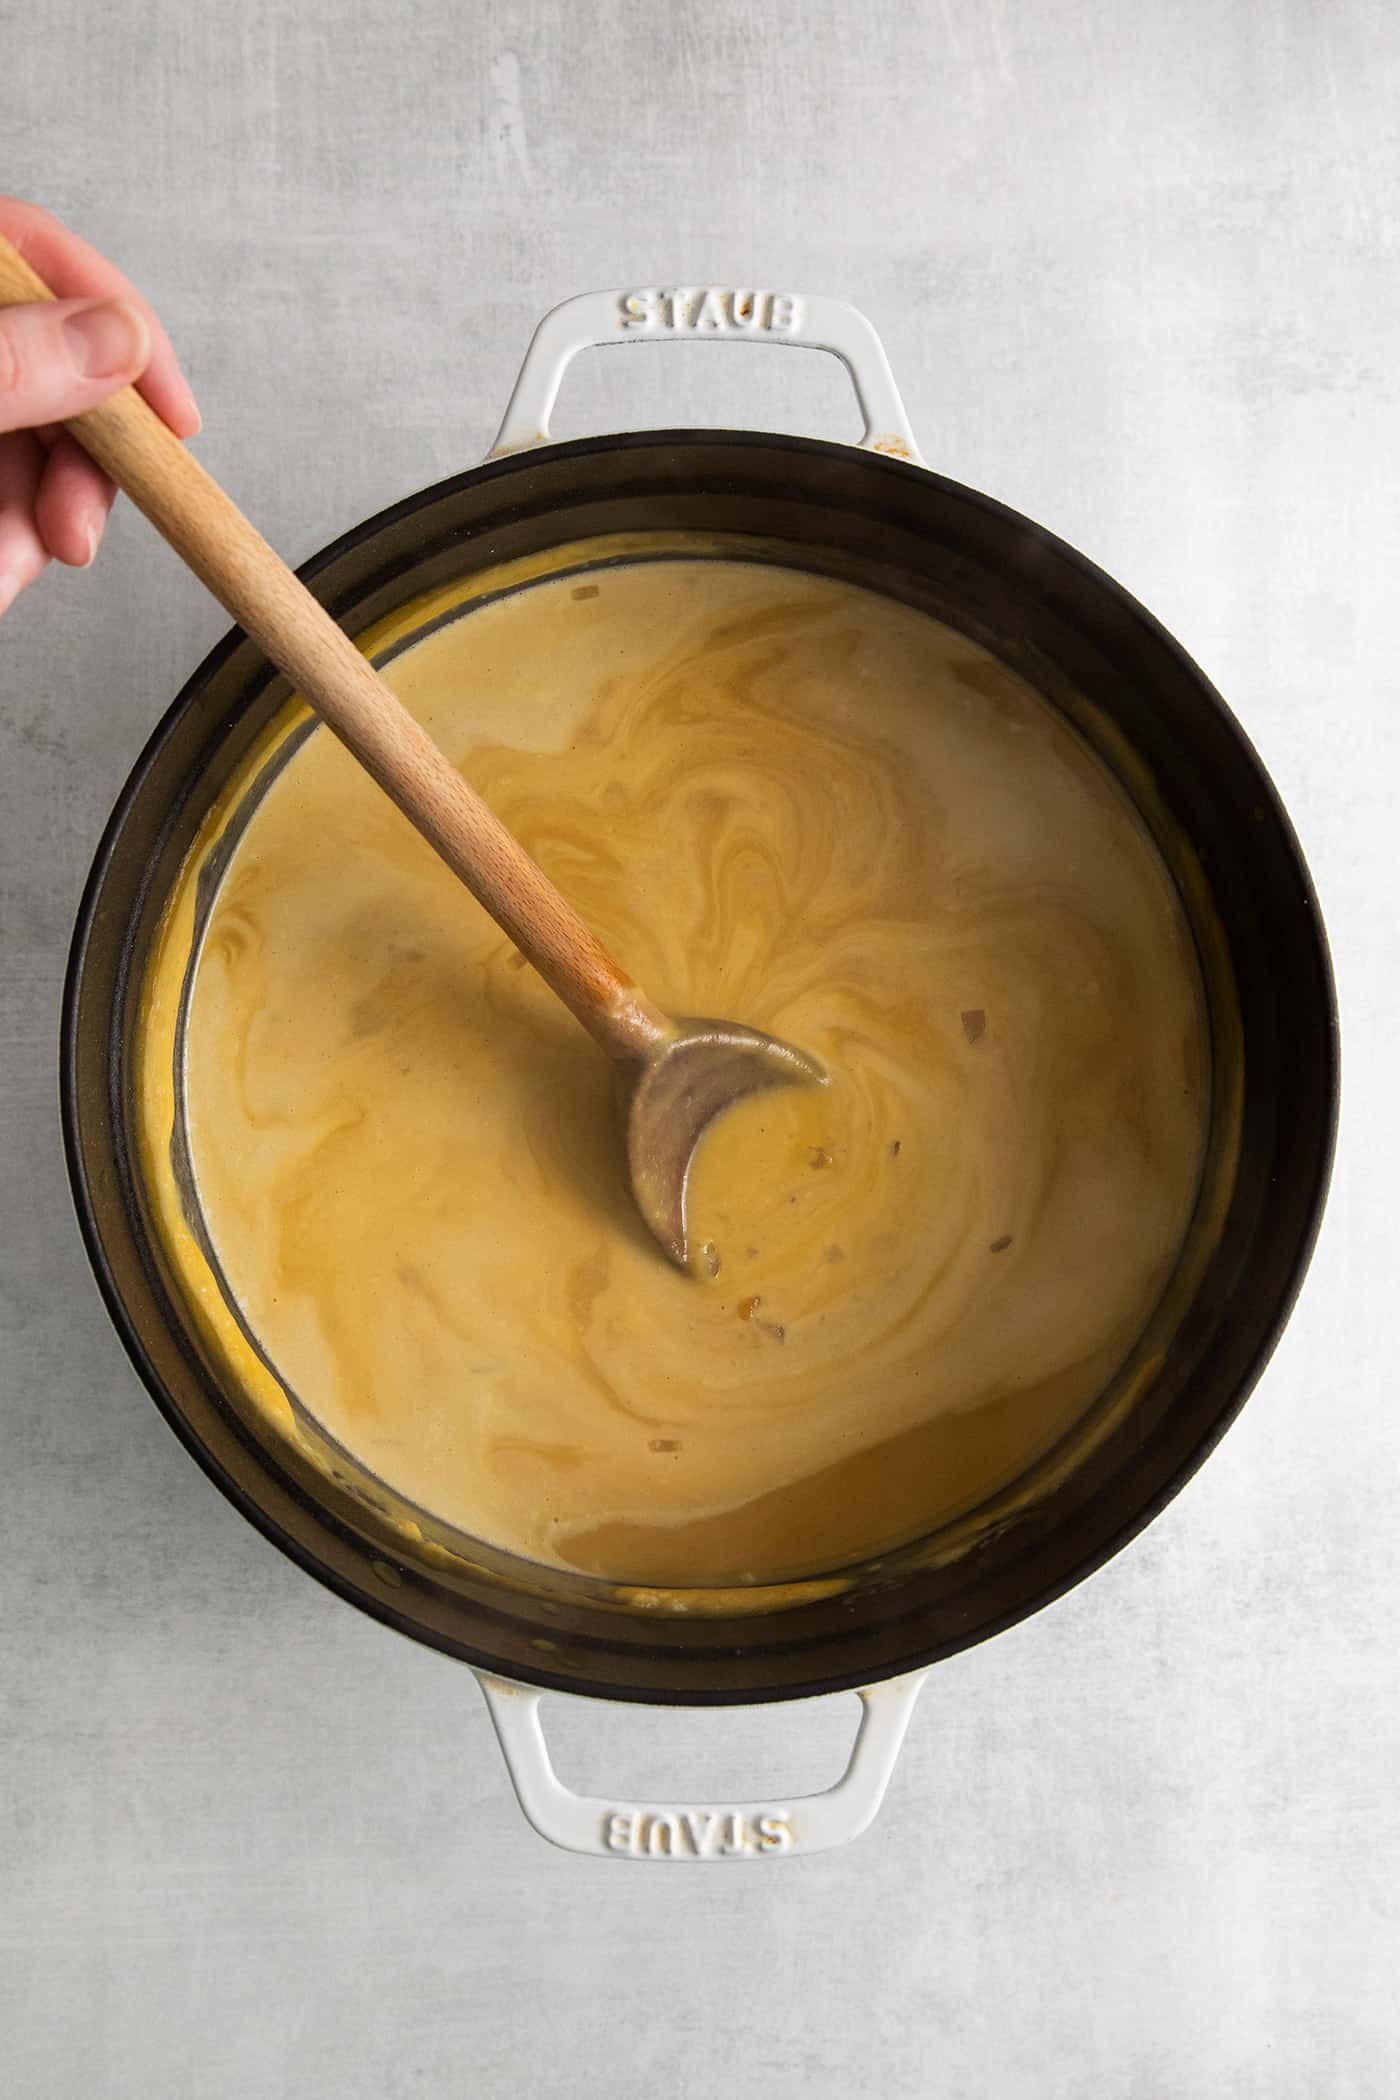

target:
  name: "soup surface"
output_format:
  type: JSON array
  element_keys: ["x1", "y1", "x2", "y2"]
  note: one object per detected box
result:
[{"x1": 145, "y1": 553, "x2": 1208, "y2": 1585}]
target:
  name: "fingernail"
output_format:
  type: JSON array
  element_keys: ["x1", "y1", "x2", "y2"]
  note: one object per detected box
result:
[
  {"x1": 64, "y1": 299, "x2": 149, "y2": 380},
  {"x1": 79, "y1": 523, "x2": 99, "y2": 569},
  {"x1": 0, "y1": 570, "x2": 21, "y2": 618}
]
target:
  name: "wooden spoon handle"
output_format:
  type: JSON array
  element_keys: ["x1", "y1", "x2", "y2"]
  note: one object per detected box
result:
[{"x1": 0, "y1": 235, "x2": 668, "y2": 1063}]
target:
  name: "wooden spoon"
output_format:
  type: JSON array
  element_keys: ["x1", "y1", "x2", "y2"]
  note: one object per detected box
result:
[{"x1": 0, "y1": 236, "x2": 822, "y2": 1267}]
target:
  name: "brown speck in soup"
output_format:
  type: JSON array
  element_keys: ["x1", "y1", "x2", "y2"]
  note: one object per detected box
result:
[
  {"x1": 736, "y1": 1295, "x2": 785, "y2": 1342},
  {"x1": 809, "y1": 1146, "x2": 833, "y2": 1170},
  {"x1": 889, "y1": 1139, "x2": 902, "y2": 1159},
  {"x1": 571, "y1": 583, "x2": 600, "y2": 601},
  {"x1": 648, "y1": 1438, "x2": 681, "y2": 1453},
  {"x1": 989, "y1": 1234, "x2": 1013, "y2": 1253},
  {"x1": 961, "y1": 1008, "x2": 987, "y2": 1044}
]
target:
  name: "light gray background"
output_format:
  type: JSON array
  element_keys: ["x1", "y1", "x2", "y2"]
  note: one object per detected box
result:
[{"x1": 2, "y1": 2, "x2": 1396, "y2": 2094}]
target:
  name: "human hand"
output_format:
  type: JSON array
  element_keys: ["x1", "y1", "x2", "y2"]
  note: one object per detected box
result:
[{"x1": 0, "y1": 197, "x2": 201, "y2": 617}]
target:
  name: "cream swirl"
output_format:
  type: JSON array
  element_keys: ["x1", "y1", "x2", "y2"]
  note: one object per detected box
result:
[{"x1": 167, "y1": 554, "x2": 1208, "y2": 1585}]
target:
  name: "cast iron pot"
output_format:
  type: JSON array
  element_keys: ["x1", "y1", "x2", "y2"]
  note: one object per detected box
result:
[{"x1": 62, "y1": 289, "x2": 1338, "y2": 1859}]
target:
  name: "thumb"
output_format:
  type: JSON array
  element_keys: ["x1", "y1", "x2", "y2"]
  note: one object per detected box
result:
[{"x1": 0, "y1": 296, "x2": 150, "y2": 435}]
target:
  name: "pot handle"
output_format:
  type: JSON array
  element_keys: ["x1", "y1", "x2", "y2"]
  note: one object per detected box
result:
[
  {"x1": 475, "y1": 1667, "x2": 927, "y2": 1860},
  {"x1": 488, "y1": 286, "x2": 923, "y2": 464}
]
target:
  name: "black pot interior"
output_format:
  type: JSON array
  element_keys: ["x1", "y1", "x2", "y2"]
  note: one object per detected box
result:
[{"x1": 63, "y1": 433, "x2": 1338, "y2": 1703}]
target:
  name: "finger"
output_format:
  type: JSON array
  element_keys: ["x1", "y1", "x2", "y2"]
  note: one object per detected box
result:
[
  {"x1": 0, "y1": 428, "x2": 50, "y2": 615},
  {"x1": 0, "y1": 197, "x2": 201, "y2": 438},
  {"x1": 0, "y1": 297, "x2": 151, "y2": 435},
  {"x1": 35, "y1": 433, "x2": 116, "y2": 567}
]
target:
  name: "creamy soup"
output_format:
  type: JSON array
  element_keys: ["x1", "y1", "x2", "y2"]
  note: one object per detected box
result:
[{"x1": 138, "y1": 551, "x2": 1209, "y2": 1587}]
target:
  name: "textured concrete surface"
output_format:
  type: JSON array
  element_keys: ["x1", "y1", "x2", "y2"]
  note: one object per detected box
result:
[{"x1": 2, "y1": 2, "x2": 1397, "y2": 2094}]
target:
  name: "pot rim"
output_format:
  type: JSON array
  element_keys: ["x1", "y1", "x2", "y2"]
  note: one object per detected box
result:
[{"x1": 60, "y1": 427, "x2": 1341, "y2": 1704}]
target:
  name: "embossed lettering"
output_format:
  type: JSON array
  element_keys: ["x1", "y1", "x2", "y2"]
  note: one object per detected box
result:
[
  {"x1": 617, "y1": 287, "x2": 804, "y2": 337},
  {"x1": 603, "y1": 1806, "x2": 795, "y2": 1855},
  {"x1": 721, "y1": 1812, "x2": 756, "y2": 1857},
  {"x1": 681, "y1": 1811, "x2": 724, "y2": 1857},
  {"x1": 646, "y1": 1812, "x2": 683, "y2": 1856},
  {"x1": 619, "y1": 290, "x2": 659, "y2": 329},
  {"x1": 604, "y1": 1810, "x2": 641, "y2": 1853}
]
